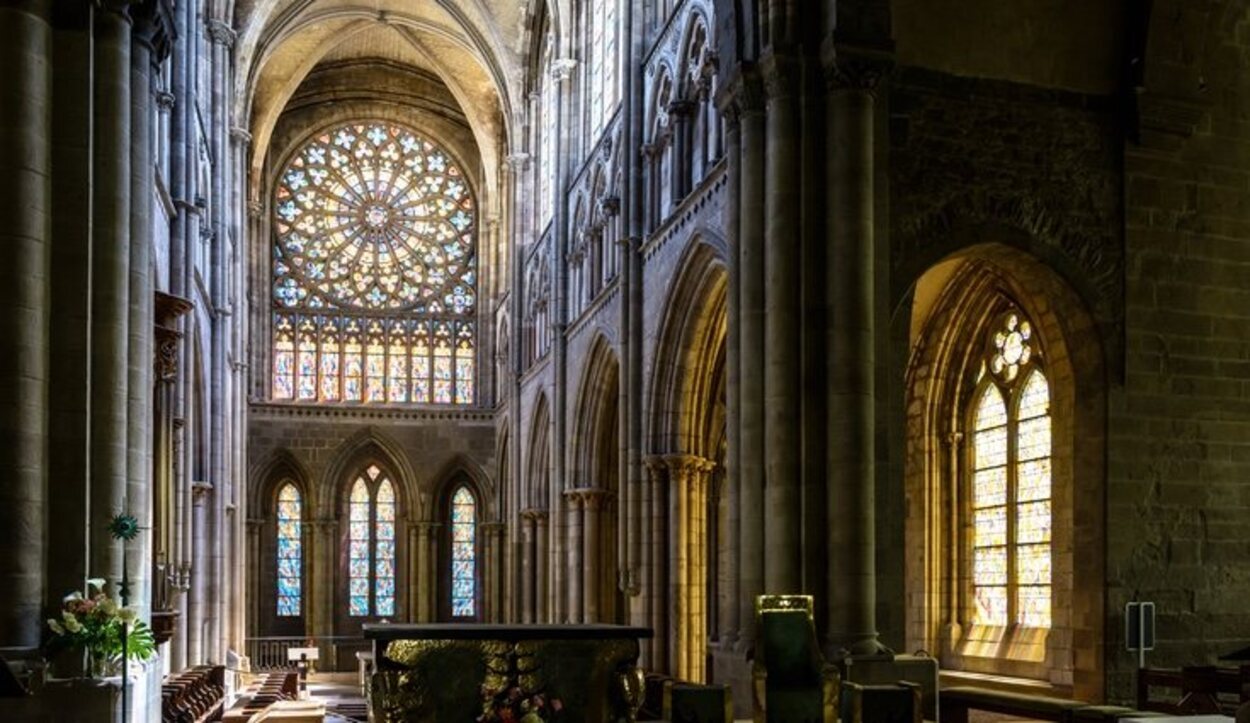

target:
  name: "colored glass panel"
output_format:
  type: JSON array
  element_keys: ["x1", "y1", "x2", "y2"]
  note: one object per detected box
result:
[
  {"x1": 276, "y1": 484, "x2": 302, "y2": 616},
  {"x1": 349, "y1": 478, "x2": 370, "y2": 616},
  {"x1": 375, "y1": 480, "x2": 396, "y2": 616},
  {"x1": 271, "y1": 121, "x2": 477, "y2": 406},
  {"x1": 450, "y1": 486, "x2": 476, "y2": 617},
  {"x1": 433, "y1": 323, "x2": 453, "y2": 404}
]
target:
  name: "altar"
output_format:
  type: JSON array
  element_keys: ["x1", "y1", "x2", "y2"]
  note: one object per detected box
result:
[{"x1": 363, "y1": 624, "x2": 652, "y2": 722}]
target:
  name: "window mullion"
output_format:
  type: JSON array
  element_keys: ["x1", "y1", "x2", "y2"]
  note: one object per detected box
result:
[{"x1": 1007, "y1": 403, "x2": 1019, "y2": 627}]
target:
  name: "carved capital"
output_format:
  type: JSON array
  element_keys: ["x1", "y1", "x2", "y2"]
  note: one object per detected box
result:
[
  {"x1": 822, "y1": 43, "x2": 893, "y2": 93},
  {"x1": 191, "y1": 481, "x2": 214, "y2": 499},
  {"x1": 505, "y1": 152, "x2": 532, "y2": 171},
  {"x1": 206, "y1": 19, "x2": 236, "y2": 48},
  {"x1": 550, "y1": 58, "x2": 578, "y2": 82},
  {"x1": 598, "y1": 195, "x2": 621, "y2": 218},
  {"x1": 155, "y1": 90, "x2": 176, "y2": 112},
  {"x1": 247, "y1": 199, "x2": 264, "y2": 219},
  {"x1": 667, "y1": 99, "x2": 697, "y2": 118},
  {"x1": 760, "y1": 53, "x2": 801, "y2": 100},
  {"x1": 230, "y1": 126, "x2": 252, "y2": 145},
  {"x1": 154, "y1": 291, "x2": 192, "y2": 381}
]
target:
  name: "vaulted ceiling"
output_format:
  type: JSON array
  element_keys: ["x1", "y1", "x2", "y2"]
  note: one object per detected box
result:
[{"x1": 234, "y1": 0, "x2": 543, "y2": 207}]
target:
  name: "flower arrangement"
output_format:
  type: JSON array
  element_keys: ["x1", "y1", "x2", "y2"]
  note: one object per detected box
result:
[
  {"x1": 46, "y1": 578, "x2": 156, "y2": 678},
  {"x1": 477, "y1": 684, "x2": 564, "y2": 723}
]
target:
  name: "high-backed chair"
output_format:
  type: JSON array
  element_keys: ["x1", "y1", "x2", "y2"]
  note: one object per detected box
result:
[{"x1": 751, "y1": 595, "x2": 839, "y2": 723}]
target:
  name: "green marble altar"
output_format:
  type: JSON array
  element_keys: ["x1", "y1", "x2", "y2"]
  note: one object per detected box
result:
[{"x1": 363, "y1": 624, "x2": 651, "y2": 722}]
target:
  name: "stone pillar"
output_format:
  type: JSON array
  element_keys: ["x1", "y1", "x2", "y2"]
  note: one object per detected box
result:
[
  {"x1": 581, "y1": 489, "x2": 610, "y2": 622},
  {"x1": 669, "y1": 100, "x2": 695, "y2": 200},
  {"x1": 481, "y1": 522, "x2": 505, "y2": 621},
  {"x1": 414, "y1": 522, "x2": 436, "y2": 622},
  {"x1": 761, "y1": 52, "x2": 802, "y2": 594},
  {"x1": 564, "y1": 491, "x2": 584, "y2": 623},
  {"x1": 519, "y1": 511, "x2": 535, "y2": 623},
  {"x1": 534, "y1": 510, "x2": 550, "y2": 623},
  {"x1": 45, "y1": 0, "x2": 93, "y2": 634},
  {"x1": 735, "y1": 69, "x2": 766, "y2": 647},
  {"x1": 825, "y1": 51, "x2": 887, "y2": 656},
  {"x1": 188, "y1": 482, "x2": 211, "y2": 663},
  {"x1": 128, "y1": 1, "x2": 160, "y2": 622},
  {"x1": 91, "y1": 0, "x2": 133, "y2": 591},
  {"x1": 644, "y1": 458, "x2": 667, "y2": 669},
  {"x1": 720, "y1": 99, "x2": 742, "y2": 651},
  {"x1": 0, "y1": 0, "x2": 50, "y2": 651},
  {"x1": 666, "y1": 456, "x2": 690, "y2": 679}
]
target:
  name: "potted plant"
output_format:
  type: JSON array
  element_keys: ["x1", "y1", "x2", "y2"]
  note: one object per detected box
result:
[{"x1": 45, "y1": 578, "x2": 156, "y2": 680}]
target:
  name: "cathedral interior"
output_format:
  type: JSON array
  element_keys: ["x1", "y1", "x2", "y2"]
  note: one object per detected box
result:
[{"x1": 2, "y1": 0, "x2": 1249, "y2": 720}]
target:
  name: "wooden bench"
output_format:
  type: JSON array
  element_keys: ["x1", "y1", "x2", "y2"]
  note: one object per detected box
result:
[
  {"x1": 162, "y1": 665, "x2": 226, "y2": 723},
  {"x1": 940, "y1": 686, "x2": 1086, "y2": 723},
  {"x1": 1138, "y1": 665, "x2": 1250, "y2": 715},
  {"x1": 222, "y1": 671, "x2": 300, "y2": 723}
]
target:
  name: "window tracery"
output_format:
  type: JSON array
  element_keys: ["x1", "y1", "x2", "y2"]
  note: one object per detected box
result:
[
  {"x1": 970, "y1": 311, "x2": 1051, "y2": 630},
  {"x1": 271, "y1": 121, "x2": 476, "y2": 405},
  {"x1": 450, "y1": 486, "x2": 478, "y2": 618},
  {"x1": 348, "y1": 464, "x2": 397, "y2": 617}
]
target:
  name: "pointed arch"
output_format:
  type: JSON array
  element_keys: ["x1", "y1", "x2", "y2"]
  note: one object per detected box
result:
[
  {"x1": 250, "y1": 447, "x2": 314, "y2": 516},
  {"x1": 570, "y1": 334, "x2": 621, "y2": 489},
  {"x1": 426, "y1": 453, "x2": 497, "y2": 522},
  {"x1": 647, "y1": 237, "x2": 729, "y2": 456},
  {"x1": 319, "y1": 426, "x2": 419, "y2": 519},
  {"x1": 525, "y1": 393, "x2": 553, "y2": 510},
  {"x1": 900, "y1": 242, "x2": 1105, "y2": 699}
]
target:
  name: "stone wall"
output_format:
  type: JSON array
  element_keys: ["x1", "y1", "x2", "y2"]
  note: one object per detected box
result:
[{"x1": 1107, "y1": 5, "x2": 1250, "y2": 701}]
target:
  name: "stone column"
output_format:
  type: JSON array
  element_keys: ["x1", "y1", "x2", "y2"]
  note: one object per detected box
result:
[
  {"x1": 0, "y1": 0, "x2": 50, "y2": 651},
  {"x1": 761, "y1": 52, "x2": 802, "y2": 594},
  {"x1": 188, "y1": 482, "x2": 211, "y2": 663},
  {"x1": 45, "y1": 0, "x2": 92, "y2": 633},
  {"x1": 581, "y1": 489, "x2": 610, "y2": 622},
  {"x1": 414, "y1": 522, "x2": 436, "y2": 622},
  {"x1": 519, "y1": 510, "x2": 535, "y2": 623},
  {"x1": 666, "y1": 456, "x2": 691, "y2": 679},
  {"x1": 128, "y1": 0, "x2": 162, "y2": 622},
  {"x1": 644, "y1": 457, "x2": 667, "y2": 669},
  {"x1": 564, "y1": 491, "x2": 584, "y2": 623},
  {"x1": 534, "y1": 510, "x2": 550, "y2": 622},
  {"x1": 481, "y1": 522, "x2": 505, "y2": 621},
  {"x1": 720, "y1": 97, "x2": 742, "y2": 651},
  {"x1": 668, "y1": 100, "x2": 695, "y2": 200},
  {"x1": 91, "y1": 0, "x2": 133, "y2": 590},
  {"x1": 735, "y1": 69, "x2": 766, "y2": 646},
  {"x1": 825, "y1": 51, "x2": 887, "y2": 656}
]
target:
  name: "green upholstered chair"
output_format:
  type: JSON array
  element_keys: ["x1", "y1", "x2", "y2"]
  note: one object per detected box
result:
[
  {"x1": 751, "y1": 595, "x2": 839, "y2": 723},
  {"x1": 664, "y1": 681, "x2": 733, "y2": 723}
]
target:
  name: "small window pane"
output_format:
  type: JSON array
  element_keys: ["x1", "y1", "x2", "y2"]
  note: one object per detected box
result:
[
  {"x1": 450, "y1": 486, "x2": 477, "y2": 617},
  {"x1": 276, "y1": 484, "x2": 302, "y2": 616}
]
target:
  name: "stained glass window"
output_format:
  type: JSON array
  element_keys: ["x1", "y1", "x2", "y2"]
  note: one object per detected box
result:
[
  {"x1": 589, "y1": 0, "x2": 620, "y2": 139},
  {"x1": 450, "y1": 486, "x2": 477, "y2": 618},
  {"x1": 970, "y1": 311, "x2": 1051, "y2": 629},
  {"x1": 349, "y1": 477, "x2": 371, "y2": 617},
  {"x1": 276, "y1": 484, "x2": 302, "y2": 616},
  {"x1": 272, "y1": 121, "x2": 476, "y2": 405},
  {"x1": 348, "y1": 465, "x2": 400, "y2": 618}
]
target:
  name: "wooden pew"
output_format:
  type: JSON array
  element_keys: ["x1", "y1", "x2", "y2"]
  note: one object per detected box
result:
[
  {"x1": 162, "y1": 665, "x2": 226, "y2": 723},
  {"x1": 940, "y1": 686, "x2": 1087, "y2": 723},
  {"x1": 1137, "y1": 665, "x2": 1250, "y2": 715}
]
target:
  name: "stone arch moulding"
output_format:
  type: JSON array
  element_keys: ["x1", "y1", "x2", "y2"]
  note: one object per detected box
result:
[
  {"x1": 569, "y1": 333, "x2": 621, "y2": 488},
  {"x1": 892, "y1": 206, "x2": 1124, "y2": 383},
  {"x1": 525, "y1": 393, "x2": 553, "y2": 510},
  {"x1": 899, "y1": 242, "x2": 1107, "y2": 701},
  {"x1": 646, "y1": 236, "x2": 728, "y2": 456},
  {"x1": 250, "y1": 447, "x2": 315, "y2": 517},
  {"x1": 318, "y1": 426, "x2": 420, "y2": 520},
  {"x1": 426, "y1": 454, "x2": 497, "y2": 523}
]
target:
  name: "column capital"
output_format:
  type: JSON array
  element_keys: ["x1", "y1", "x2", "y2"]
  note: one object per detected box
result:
[
  {"x1": 155, "y1": 90, "x2": 176, "y2": 112},
  {"x1": 759, "y1": 52, "x2": 802, "y2": 100},
  {"x1": 206, "y1": 18, "x2": 237, "y2": 48},
  {"x1": 230, "y1": 126, "x2": 252, "y2": 145},
  {"x1": 562, "y1": 489, "x2": 583, "y2": 507},
  {"x1": 411, "y1": 521, "x2": 441, "y2": 535},
  {"x1": 550, "y1": 58, "x2": 578, "y2": 82},
  {"x1": 520, "y1": 507, "x2": 548, "y2": 522},
  {"x1": 308, "y1": 518, "x2": 337, "y2": 532},
  {"x1": 820, "y1": 41, "x2": 893, "y2": 93},
  {"x1": 598, "y1": 195, "x2": 621, "y2": 218},
  {"x1": 505, "y1": 152, "x2": 532, "y2": 170},
  {"x1": 479, "y1": 521, "x2": 506, "y2": 535},
  {"x1": 191, "y1": 481, "x2": 214, "y2": 499},
  {"x1": 572, "y1": 488, "x2": 613, "y2": 510}
]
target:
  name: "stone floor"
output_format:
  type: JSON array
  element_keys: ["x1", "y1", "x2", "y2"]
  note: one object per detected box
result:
[{"x1": 304, "y1": 673, "x2": 368, "y2": 723}]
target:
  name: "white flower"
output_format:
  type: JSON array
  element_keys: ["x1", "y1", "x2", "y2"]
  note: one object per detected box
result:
[
  {"x1": 62, "y1": 613, "x2": 82, "y2": 634},
  {"x1": 99, "y1": 598, "x2": 118, "y2": 616},
  {"x1": 63, "y1": 591, "x2": 83, "y2": 604},
  {"x1": 86, "y1": 578, "x2": 106, "y2": 592},
  {"x1": 118, "y1": 608, "x2": 136, "y2": 623},
  {"x1": 47, "y1": 619, "x2": 64, "y2": 635}
]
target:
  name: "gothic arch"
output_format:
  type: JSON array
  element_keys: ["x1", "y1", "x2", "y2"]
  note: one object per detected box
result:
[
  {"x1": 427, "y1": 453, "x2": 497, "y2": 522},
  {"x1": 526, "y1": 393, "x2": 553, "y2": 510},
  {"x1": 250, "y1": 447, "x2": 314, "y2": 516},
  {"x1": 570, "y1": 334, "x2": 621, "y2": 488},
  {"x1": 319, "y1": 427, "x2": 419, "y2": 518},
  {"x1": 899, "y1": 241, "x2": 1106, "y2": 700},
  {"x1": 647, "y1": 238, "x2": 729, "y2": 456}
]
